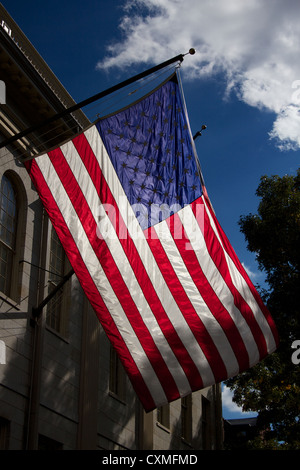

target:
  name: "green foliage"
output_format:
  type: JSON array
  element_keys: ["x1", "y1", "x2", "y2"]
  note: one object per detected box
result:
[{"x1": 225, "y1": 169, "x2": 300, "y2": 449}]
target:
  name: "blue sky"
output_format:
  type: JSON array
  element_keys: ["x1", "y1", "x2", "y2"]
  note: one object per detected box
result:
[{"x1": 2, "y1": 0, "x2": 299, "y2": 419}]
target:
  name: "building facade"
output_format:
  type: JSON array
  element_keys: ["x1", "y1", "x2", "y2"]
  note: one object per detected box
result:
[{"x1": 0, "y1": 4, "x2": 223, "y2": 450}]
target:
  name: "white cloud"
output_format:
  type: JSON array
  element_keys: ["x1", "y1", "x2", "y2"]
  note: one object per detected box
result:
[
  {"x1": 222, "y1": 385, "x2": 256, "y2": 417},
  {"x1": 97, "y1": 0, "x2": 300, "y2": 151},
  {"x1": 269, "y1": 104, "x2": 300, "y2": 151},
  {"x1": 241, "y1": 262, "x2": 261, "y2": 282},
  {"x1": 222, "y1": 385, "x2": 242, "y2": 414}
]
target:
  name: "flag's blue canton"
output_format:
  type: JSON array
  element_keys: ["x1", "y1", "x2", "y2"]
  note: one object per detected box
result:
[{"x1": 96, "y1": 77, "x2": 202, "y2": 229}]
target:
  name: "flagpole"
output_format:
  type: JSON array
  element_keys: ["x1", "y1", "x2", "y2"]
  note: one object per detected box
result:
[
  {"x1": 31, "y1": 268, "x2": 75, "y2": 321},
  {"x1": 0, "y1": 50, "x2": 195, "y2": 150}
]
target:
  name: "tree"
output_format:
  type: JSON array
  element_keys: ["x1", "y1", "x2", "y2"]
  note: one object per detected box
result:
[{"x1": 225, "y1": 169, "x2": 300, "y2": 449}]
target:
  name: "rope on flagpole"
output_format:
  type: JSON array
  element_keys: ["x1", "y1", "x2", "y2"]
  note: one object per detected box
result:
[
  {"x1": 0, "y1": 50, "x2": 196, "y2": 151},
  {"x1": 0, "y1": 61, "x2": 179, "y2": 165}
]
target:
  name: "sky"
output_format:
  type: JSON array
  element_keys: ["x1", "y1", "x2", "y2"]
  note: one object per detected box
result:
[{"x1": 1, "y1": 0, "x2": 299, "y2": 420}]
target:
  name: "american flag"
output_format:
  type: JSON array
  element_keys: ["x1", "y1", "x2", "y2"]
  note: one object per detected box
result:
[{"x1": 25, "y1": 72, "x2": 278, "y2": 411}]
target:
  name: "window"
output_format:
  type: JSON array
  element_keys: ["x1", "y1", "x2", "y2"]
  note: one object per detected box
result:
[
  {"x1": 0, "y1": 79, "x2": 5, "y2": 105},
  {"x1": 46, "y1": 227, "x2": 68, "y2": 335},
  {"x1": 181, "y1": 394, "x2": 192, "y2": 442},
  {"x1": 0, "y1": 417, "x2": 10, "y2": 450},
  {"x1": 38, "y1": 434, "x2": 63, "y2": 450},
  {"x1": 201, "y1": 396, "x2": 211, "y2": 449},
  {"x1": 157, "y1": 403, "x2": 170, "y2": 429},
  {"x1": 109, "y1": 345, "x2": 126, "y2": 401},
  {"x1": 0, "y1": 174, "x2": 17, "y2": 297}
]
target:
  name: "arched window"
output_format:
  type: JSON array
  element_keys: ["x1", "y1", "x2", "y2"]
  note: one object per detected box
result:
[{"x1": 0, "y1": 174, "x2": 17, "y2": 297}]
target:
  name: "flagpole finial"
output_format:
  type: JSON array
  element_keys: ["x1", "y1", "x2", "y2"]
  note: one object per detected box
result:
[
  {"x1": 183, "y1": 48, "x2": 196, "y2": 57},
  {"x1": 193, "y1": 125, "x2": 207, "y2": 140}
]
